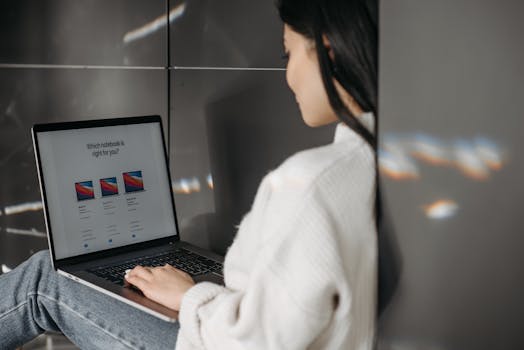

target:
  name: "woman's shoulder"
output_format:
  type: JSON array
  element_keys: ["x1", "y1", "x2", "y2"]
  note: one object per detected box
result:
[
  {"x1": 247, "y1": 133, "x2": 375, "y2": 239},
  {"x1": 273, "y1": 135, "x2": 374, "y2": 190}
]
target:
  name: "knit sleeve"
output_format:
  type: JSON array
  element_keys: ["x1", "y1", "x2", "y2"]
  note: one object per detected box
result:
[{"x1": 175, "y1": 184, "x2": 351, "y2": 350}]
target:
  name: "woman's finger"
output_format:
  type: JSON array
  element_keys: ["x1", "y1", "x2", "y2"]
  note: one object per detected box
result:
[
  {"x1": 161, "y1": 264, "x2": 192, "y2": 281},
  {"x1": 128, "y1": 265, "x2": 154, "y2": 281},
  {"x1": 124, "y1": 274, "x2": 149, "y2": 292}
]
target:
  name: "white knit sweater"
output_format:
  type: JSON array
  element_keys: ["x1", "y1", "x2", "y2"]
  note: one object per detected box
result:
[{"x1": 176, "y1": 114, "x2": 377, "y2": 350}]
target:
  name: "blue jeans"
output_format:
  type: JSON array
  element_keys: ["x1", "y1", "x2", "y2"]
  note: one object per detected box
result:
[{"x1": 0, "y1": 250, "x2": 179, "y2": 349}]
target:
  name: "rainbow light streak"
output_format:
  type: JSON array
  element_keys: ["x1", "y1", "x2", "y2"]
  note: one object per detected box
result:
[
  {"x1": 474, "y1": 137, "x2": 505, "y2": 171},
  {"x1": 123, "y1": 3, "x2": 186, "y2": 44},
  {"x1": 423, "y1": 199, "x2": 459, "y2": 220},
  {"x1": 4, "y1": 201, "x2": 43, "y2": 216},
  {"x1": 381, "y1": 134, "x2": 407, "y2": 155},
  {"x1": 207, "y1": 174, "x2": 214, "y2": 190},
  {"x1": 410, "y1": 133, "x2": 452, "y2": 166},
  {"x1": 380, "y1": 133, "x2": 507, "y2": 182},
  {"x1": 172, "y1": 177, "x2": 201, "y2": 194},
  {"x1": 378, "y1": 149, "x2": 420, "y2": 180},
  {"x1": 453, "y1": 140, "x2": 490, "y2": 181}
]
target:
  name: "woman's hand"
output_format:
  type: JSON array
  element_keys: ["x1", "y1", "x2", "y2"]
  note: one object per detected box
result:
[{"x1": 125, "y1": 264, "x2": 195, "y2": 311}]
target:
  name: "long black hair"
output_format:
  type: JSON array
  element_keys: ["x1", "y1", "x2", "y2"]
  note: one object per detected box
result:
[
  {"x1": 276, "y1": 0, "x2": 378, "y2": 150},
  {"x1": 277, "y1": 0, "x2": 399, "y2": 317}
]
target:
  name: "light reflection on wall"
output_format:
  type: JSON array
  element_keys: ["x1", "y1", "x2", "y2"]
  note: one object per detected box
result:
[
  {"x1": 379, "y1": 132, "x2": 507, "y2": 221},
  {"x1": 172, "y1": 177, "x2": 201, "y2": 194},
  {"x1": 379, "y1": 132, "x2": 507, "y2": 182},
  {"x1": 453, "y1": 139, "x2": 491, "y2": 181},
  {"x1": 378, "y1": 149, "x2": 420, "y2": 181},
  {"x1": 123, "y1": 3, "x2": 187, "y2": 44},
  {"x1": 422, "y1": 199, "x2": 459, "y2": 220},
  {"x1": 4, "y1": 201, "x2": 43, "y2": 216},
  {"x1": 1, "y1": 264, "x2": 11, "y2": 273},
  {"x1": 411, "y1": 134, "x2": 453, "y2": 166},
  {"x1": 475, "y1": 137, "x2": 504, "y2": 171},
  {"x1": 6, "y1": 227, "x2": 46, "y2": 238},
  {"x1": 207, "y1": 174, "x2": 214, "y2": 190}
]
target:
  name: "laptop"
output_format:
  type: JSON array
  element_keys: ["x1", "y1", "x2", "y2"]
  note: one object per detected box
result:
[{"x1": 32, "y1": 115, "x2": 224, "y2": 322}]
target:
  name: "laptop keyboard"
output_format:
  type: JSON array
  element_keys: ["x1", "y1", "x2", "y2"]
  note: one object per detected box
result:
[{"x1": 88, "y1": 248, "x2": 223, "y2": 286}]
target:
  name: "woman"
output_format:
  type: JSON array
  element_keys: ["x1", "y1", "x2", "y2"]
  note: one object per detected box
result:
[{"x1": 0, "y1": 0, "x2": 378, "y2": 348}]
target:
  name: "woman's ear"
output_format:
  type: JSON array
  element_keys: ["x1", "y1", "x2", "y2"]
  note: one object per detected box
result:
[{"x1": 322, "y1": 34, "x2": 335, "y2": 61}]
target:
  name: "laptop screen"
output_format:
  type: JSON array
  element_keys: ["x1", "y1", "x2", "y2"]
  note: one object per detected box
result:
[{"x1": 35, "y1": 120, "x2": 178, "y2": 260}]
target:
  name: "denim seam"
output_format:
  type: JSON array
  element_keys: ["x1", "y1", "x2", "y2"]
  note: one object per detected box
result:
[
  {"x1": 27, "y1": 292, "x2": 139, "y2": 350},
  {"x1": 0, "y1": 300, "x2": 28, "y2": 320}
]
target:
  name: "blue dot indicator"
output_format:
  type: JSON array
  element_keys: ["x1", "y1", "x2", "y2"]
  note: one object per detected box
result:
[
  {"x1": 132, "y1": 234, "x2": 136, "y2": 238},
  {"x1": 84, "y1": 243, "x2": 88, "y2": 248},
  {"x1": 108, "y1": 239, "x2": 113, "y2": 243}
]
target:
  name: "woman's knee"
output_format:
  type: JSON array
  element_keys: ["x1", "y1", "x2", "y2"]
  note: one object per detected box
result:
[{"x1": 27, "y1": 250, "x2": 52, "y2": 273}]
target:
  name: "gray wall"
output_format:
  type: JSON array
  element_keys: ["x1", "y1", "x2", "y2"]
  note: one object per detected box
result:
[{"x1": 378, "y1": 1, "x2": 524, "y2": 349}]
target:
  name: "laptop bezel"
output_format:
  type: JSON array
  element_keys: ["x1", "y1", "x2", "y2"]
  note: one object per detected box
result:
[{"x1": 32, "y1": 115, "x2": 181, "y2": 270}]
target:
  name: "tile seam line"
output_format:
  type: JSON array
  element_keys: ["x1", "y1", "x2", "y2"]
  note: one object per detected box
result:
[
  {"x1": 172, "y1": 66, "x2": 286, "y2": 71},
  {"x1": 0, "y1": 64, "x2": 286, "y2": 71},
  {"x1": 0, "y1": 63, "x2": 164, "y2": 70}
]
